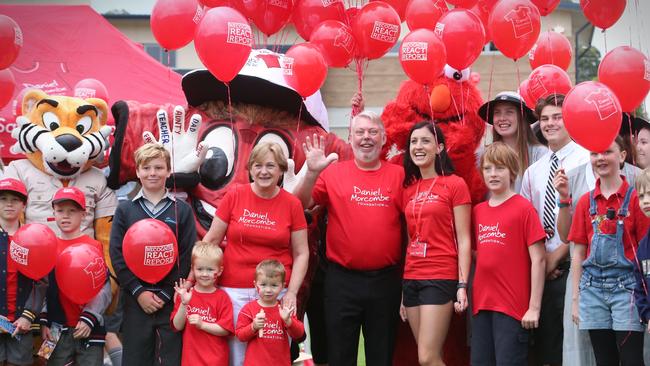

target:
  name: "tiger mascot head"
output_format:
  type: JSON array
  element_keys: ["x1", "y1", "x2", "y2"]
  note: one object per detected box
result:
[{"x1": 10, "y1": 90, "x2": 113, "y2": 180}]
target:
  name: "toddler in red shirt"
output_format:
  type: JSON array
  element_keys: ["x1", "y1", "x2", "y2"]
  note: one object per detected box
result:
[
  {"x1": 235, "y1": 259, "x2": 304, "y2": 366},
  {"x1": 171, "y1": 241, "x2": 234, "y2": 366}
]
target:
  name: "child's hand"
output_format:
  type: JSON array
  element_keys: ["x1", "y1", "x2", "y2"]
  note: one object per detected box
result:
[
  {"x1": 175, "y1": 279, "x2": 193, "y2": 305},
  {"x1": 187, "y1": 314, "x2": 203, "y2": 330},
  {"x1": 279, "y1": 303, "x2": 295, "y2": 325},
  {"x1": 521, "y1": 308, "x2": 540, "y2": 329},
  {"x1": 252, "y1": 309, "x2": 266, "y2": 331},
  {"x1": 41, "y1": 325, "x2": 52, "y2": 341},
  {"x1": 73, "y1": 321, "x2": 91, "y2": 339},
  {"x1": 137, "y1": 291, "x2": 164, "y2": 314},
  {"x1": 571, "y1": 298, "x2": 580, "y2": 325},
  {"x1": 553, "y1": 168, "x2": 569, "y2": 200},
  {"x1": 12, "y1": 317, "x2": 31, "y2": 336}
]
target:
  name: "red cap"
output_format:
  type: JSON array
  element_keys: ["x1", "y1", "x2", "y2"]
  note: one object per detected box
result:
[
  {"x1": 52, "y1": 186, "x2": 86, "y2": 209},
  {"x1": 0, "y1": 178, "x2": 27, "y2": 201}
]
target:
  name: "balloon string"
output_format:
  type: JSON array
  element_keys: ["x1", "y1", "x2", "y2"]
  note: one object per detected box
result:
[
  {"x1": 293, "y1": 102, "x2": 304, "y2": 161},
  {"x1": 226, "y1": 82, "x2": 235, "y2": 173},
  {"x1": 603, "y1": 29, "x2": 608, "y2": 54},
  {"x1": 485, "y1": 55, "x2": 495, "y2": 147}
]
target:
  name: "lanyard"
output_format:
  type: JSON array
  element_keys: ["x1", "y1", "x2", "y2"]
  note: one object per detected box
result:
[{"x1": 411, "y1": 177, "x2": 437, "y2": 240}]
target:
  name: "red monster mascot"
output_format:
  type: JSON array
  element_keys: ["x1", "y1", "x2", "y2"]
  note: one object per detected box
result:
[
  {"x1": 106, "y1": 49, "x2": 351, "y2": 325},
  {"x1": 382, "y1": 65, "x2": 487, "y2": 366}
]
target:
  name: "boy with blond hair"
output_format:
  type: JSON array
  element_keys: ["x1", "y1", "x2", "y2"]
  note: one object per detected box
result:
[
  {"x1": 110, "y1": 143, "x2": 197, "y2": 365},
  {"x1": 236, "y1": 259, "x2": 304, "y2": 366},
  {"x1": 172, "y1": 242, "x2": 233, "y2": 366}
]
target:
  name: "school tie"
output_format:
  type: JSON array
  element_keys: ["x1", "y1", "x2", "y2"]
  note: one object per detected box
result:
[{"x1": 542, "y1": 153, "x2": 559, "y2": 239}]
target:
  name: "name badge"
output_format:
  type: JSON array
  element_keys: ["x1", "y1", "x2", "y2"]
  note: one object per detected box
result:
[{"x1": 408, "y1": 238, "x2": 427, "y2": 258}]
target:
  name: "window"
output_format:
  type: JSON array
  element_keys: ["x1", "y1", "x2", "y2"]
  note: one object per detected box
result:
[{"x1": 143, "y1": 43, "x2": 176, "y2": 67}]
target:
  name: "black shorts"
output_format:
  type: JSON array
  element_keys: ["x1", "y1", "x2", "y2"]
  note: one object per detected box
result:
[{"x1": 402, "y1": 279, "x2": 457, "y2": 307}]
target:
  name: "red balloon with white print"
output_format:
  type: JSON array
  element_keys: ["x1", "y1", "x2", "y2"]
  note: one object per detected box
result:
[
  {"x1": 563, "y1": 81, "x2": 622, "y2": 152},
  {"x1": 9, "y1": 224, "x2": 57, "y2": 280},
  {"x1": 123, "y1": 219, "x2": 178, "y2": 284},
  {"x1": 56, "y1": 243, "x2": 107, "y2": 305}
]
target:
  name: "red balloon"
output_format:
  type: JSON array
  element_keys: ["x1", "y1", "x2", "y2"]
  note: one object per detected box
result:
[
  {"x1": 563, "y1": 81, "x2": 622, "y2": 152},
  {"x1": 292, "y1": 0, "x2": 346, "y2": 40},
  {"x1": 489, "y1": 0, "x2": 541, "y2": 60},
  {"x1": 399, "y1": 29, "x2": 446, "y2": 85},
  {"x1": 580, "y1": 0, "x2": 626, "y2": 30},
  {"x1": 447, "y1": 0, "x2": 478, "y2": 7},
  {"x1": 194, "y1": 7, "x2": 253, "y2": 83},
  {"x1": 528, "y1": 31, "x2": 572, "y2": 71},
  {"x1": 151, "y1": 0, "x2": 203, "y2": 50},
  {"x1": 0, "y1": 68, "x2": 16, "y2": 109},
  {"x1": 283, "y1": 43, "x2": 328, "y2": 97},
  {"x1": 123, "y1": 219, "x2": 178, "y2": 284},
  {"x1": 56, "y1": 244, "x2": 107, "y2": 305},
  {"x1": 527, "y1": 64, "x2": 572, "y2": 104},
  {"x1": 598, "y1": 46, "x2": 650, "y2": 113},
  {"x1": 311, "y1": 21, "x2": 356, "y2": 67},
  {"x1": 435, "y1": 9, "x2": 485, "y2": 70},
  {"x1": 468, "y1": 0, "x2": 498, "y2": 42},
  {"x1": 0, "y1": 15, "x2": 22, "y2": 70},
  {"x1": 252, "y1": 0, "x2": 294, "y2": 36},
  {"x1": 405, "y1": 0, "x2": 447, "y2": 31},
  {"x1": 9, "y1": 224, "x2": 57, "y2": 280},
  {"x1": 531, "y1": 0, "x2": 560, "y2": 16},
  {"x1": 519, "y1": 78, "x2": 536, "y2": 108},
  {"x1": 74, "y1": 78, "x2": 110, "y2": 104},
  {"x1": 351, "y1": 1, "x2": 401, "y2": 60},
  {"x1": 372, "y1": 0, "x2": 409, "y2": 21}
]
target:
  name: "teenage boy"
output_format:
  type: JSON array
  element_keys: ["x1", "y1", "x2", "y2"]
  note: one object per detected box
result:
[
  {"x1": 42, "y1": 186, "x2": 112, "y2": 365},
  {"x1": 520, "y1": 94, "x2": 590, "y2": 366},
  {"x1": 0, "y1": 178, "x2": 46, "y2": 366},
  {"x1": 109, "y1": 143, "x2": 197, "y2": 365}
]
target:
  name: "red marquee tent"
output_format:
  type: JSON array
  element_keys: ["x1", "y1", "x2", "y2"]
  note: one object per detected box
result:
[{"x1": 0, "y1": 4, "x2": 186, "y2": 160}]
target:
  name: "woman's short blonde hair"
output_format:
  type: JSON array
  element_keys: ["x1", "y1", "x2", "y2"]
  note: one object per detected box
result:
[
  {"x1": 247, "y1": 142, "x2": 288, "y2": 172},
  {"x1": 134, "y1": 143, "x2": 171, "y2": 170},
  {"x1": 480, "y1": 142, "x2": 520, "y2": 183}
]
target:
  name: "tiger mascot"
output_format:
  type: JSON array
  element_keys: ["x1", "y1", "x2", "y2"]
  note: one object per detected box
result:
[{"x1": 4, "y1": 89, "x2": 118, "y2": 308}]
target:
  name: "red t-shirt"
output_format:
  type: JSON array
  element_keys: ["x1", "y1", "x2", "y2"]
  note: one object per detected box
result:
[
  {"x1": 568, "y1": 178, "x2": 650, "y2": 261},
  {"x1": 56, "y1": 235, "x2": 103, "y2": 327},
  {"x1": 312, "y1": 160, "x2": 404, "y2": 270},
  {"x1": 170, "y1": 288, "x2": 233, "y2": 366},
  {"x1": 235, "y1": 301, "x2": 304, "y2": 366},
  {"x1": 216, "y1": 184, "x2": 307, "y2": 288},
  {"x1": 403, "y1": 175, "x2": 471, "y2": 280},
  {"x1": 6, "y1": 234, "x2": 17, "y2": 321},
  {"x1": 472, "y1": 195, "x2": 546, "y2": 321}
]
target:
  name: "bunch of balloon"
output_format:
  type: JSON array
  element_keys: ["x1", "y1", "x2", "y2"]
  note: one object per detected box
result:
[{"x1": 0, "y1": 14, "x2": 22, "y2": 108}]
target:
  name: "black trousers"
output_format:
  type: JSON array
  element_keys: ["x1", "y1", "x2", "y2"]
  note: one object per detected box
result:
[
  {"x1": 121, "y1": 290, "x2": 182, "y2": 366},
  {"x1": 530, "y1": 266, "x2": 568, "y2": 365},
  {"x1": 324, "y1": 263, "x2": 401, "y2": 366},
  {"x1": 589, "y1": 329, "x2": 645, "y2": 366}
]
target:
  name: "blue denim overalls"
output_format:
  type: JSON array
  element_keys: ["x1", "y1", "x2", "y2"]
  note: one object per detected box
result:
[{"x1": 578, "y1": 186, "x2": 644, "y2": 331}]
